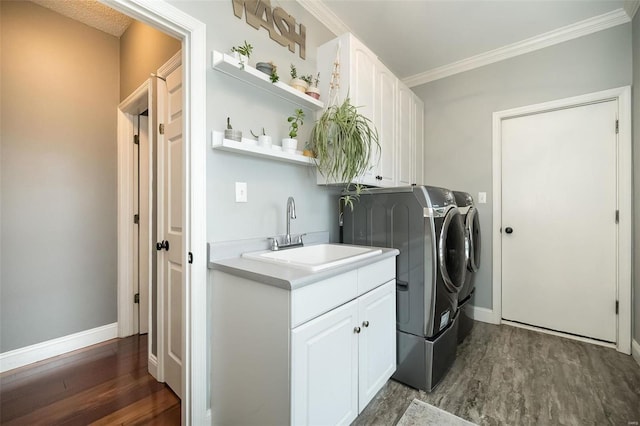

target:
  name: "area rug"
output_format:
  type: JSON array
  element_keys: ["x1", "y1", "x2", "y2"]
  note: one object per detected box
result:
[{"x1": 396, "y1": 399, "x2": 477, "y2": 426}]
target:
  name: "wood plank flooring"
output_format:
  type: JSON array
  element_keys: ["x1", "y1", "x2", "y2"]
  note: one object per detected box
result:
[
  {"x1": 0, "y1": 334, "x2": 180, "y2": 425},
  {"x1": 355, "y1": 321, "x2": 640, "y2": 426}
]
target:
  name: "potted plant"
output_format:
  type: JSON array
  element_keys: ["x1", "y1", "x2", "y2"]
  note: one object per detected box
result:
[
  {"x1": 289, "y1": 64, "x2": 308, "y2": 93},
  {"x1": 269, "y1": 68, "x2": 279, "y2": 83},
  {"x1": 251, "y1": 128, "x2": 272, "y2": 148},
  {"x1": 256, "y1": 61, "x2": 274, "y2": 76},
  {"x1": 224, "y1": 117, "x2": 242, "y2": 142},
  {"x1": 282, "y1": 109, "x2": 304, "y2": 153},
  {"x1": 302, "y1": 140, "x2": 316, "y2": 158},
  {"x1": 309, "y1": 97, "x2": 379, "y2": 208},
  {"x1": 305, "y1": 72, "x2": 321, "y2": 100},
  {"x1": 230, "y1": 41, "x2": 253, "y2": 67}
]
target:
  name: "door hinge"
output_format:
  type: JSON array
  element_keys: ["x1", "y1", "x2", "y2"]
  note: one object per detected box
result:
[
  {"x1": 159, "y1": 123, "x2": 165, "y2": 135},
  {"x1": 615, "y1": 300, "x2": 619, "y2": 314},
  {"x1": 188, "y1": 252, "x2": 193, "y2": 264},
  {"x1": 134, "y1": 134, "x2": 139, "y2": 145},
  {"x1": 615, "y1": 210, "x2": 619, "y2": 224},
  {"x1": 133, "y1": 214, "x2": 139, "y2": 224},
  {"x1": 615, "y1": 119, "x2": 619, "y2": 134},
  {"x1": 134, "y1": 293, "x2": 140, "y2": 304}
]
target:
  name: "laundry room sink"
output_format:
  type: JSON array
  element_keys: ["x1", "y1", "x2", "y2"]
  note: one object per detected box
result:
[{"x1": 242, "y1": 243, "x2": 382, "y2": 272}]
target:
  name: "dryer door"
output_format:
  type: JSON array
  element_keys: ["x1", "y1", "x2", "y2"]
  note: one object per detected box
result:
[
  {"x1": 467, "y1": 206, "x2": 481, "y2": 273},
  {"x1": 438, "y1": 207, "x2": 467, "y2": 293}
]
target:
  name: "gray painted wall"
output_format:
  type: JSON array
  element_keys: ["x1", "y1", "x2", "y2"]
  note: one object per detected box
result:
[
  {"x1": 119, "y1": 21, "x2": 181, "y2": 101},
  {"x1": 167, "y1": 1, "x2": 341, "y2": 244},
  {"x1": 412, "y1": 25, "x2": 632, "y2": 310},
  {"x1": 633, "y1": 12, "x2": 640, "y2": 344},
  {"x1": 0, "y1": 1, "x2": 119, "y2": 352}
]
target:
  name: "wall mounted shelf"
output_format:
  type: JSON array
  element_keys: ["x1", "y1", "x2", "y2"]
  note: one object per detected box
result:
[
  {"x1": 211, "y1": 131, "x2": 315, "y2": 166},
  {"x1": 211, "y1": 51, "x2": 324, "y2": 111}
]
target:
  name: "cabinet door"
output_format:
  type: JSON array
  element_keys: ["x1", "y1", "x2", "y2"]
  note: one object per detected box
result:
[
  {"x1": 375, "y1": 65, "x2": 397, "y2": 187},
  {"x1": 351, "y1": 41, "x2": 378, "y2": 185},
  {"x1": 413, "y1": 94, "x2": 424, "y2": 185},
  {"x1": 397, "y1": 84, "x2": 413, "y2": 186},
  {"x1": 291, "y1": 300, "x2": 359, "y2": 426},
  {"x1": 358, "y1": 280, "x2": 397, "y2": 411}
]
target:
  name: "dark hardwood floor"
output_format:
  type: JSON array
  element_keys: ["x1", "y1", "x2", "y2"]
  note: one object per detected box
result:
[
  {"x1": 355, "y1": 321, "x2": 640, "y2": 426},
  {"x1": 0, "y1": 334, "x2": 180, "y2": 425}
]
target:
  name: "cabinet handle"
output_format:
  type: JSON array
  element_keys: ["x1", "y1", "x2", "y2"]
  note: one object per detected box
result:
[
  {"x1": 376, "y1": 175, "x2": 382, "y2": 180},
  {"x1": 362, "y1": 321, "x2": 370, "y2": 327},
  {"x1": 354, "y1": 326, "x2": 361, "y2": 334}
]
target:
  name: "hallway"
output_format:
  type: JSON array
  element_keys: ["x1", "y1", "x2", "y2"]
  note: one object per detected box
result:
[{"x1": 0, "y1": 335, "x2": 179, "y2": 424}]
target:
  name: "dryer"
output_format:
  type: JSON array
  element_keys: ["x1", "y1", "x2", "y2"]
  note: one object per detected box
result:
[
  {"x1": 453, "y1": 191, "x2": 481, "y2": 343},
  {"x1": 342, "y1": 186, "x2": 467, "y2": 391}
]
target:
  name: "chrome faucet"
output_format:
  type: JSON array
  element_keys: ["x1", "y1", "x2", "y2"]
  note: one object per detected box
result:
[
  {"x1": 285, "y1": 196, "x2": 296, "y2": 244},
  {"x1": 268, "y1": 197, "x2": 304, "y2": 250}
]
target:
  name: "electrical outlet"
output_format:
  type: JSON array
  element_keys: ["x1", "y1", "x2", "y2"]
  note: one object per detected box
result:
[
  {"x1": 235, "y1": 182, "x2": 247, "y2": 203},
  {"x1": 478, "y1": 192, "x2": 487, "y2": 204}
]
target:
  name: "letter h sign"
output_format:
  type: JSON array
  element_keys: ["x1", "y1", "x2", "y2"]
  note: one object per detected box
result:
[{"x1": 232, "y1": 0, "x2": 307, "y2": 59}]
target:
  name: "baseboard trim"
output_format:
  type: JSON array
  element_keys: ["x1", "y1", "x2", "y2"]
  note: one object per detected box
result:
[
  {"x1": 0, "y1": 323, "x2": 118, "y2": 373},
  {"x1": 502, "y1": 320, "x2": 616, "y2": 350},
  {"x1": 148, "y1": 353, "x2": 159, "y2": 380},
  {"x1": 632, "y1": 339, "x2": 640, "y2": 366},
  {"x1": 469, "y1": 306, "x2": 500, "y2": 324}
]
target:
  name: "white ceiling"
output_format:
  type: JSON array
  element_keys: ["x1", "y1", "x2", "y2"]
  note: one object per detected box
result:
[
  {"x1": 31, "y1": 0, "x2": 132, "y2": 37},
  {"x1": 314, "y1": 0, "x2": 637, "y2": 84}
]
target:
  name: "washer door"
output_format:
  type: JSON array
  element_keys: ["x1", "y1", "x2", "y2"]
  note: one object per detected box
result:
[
  {"x1": 438, "y1": 207, "x2": 467, "y2": 293},
  {"x1": 467, "y1": 206, "x2": 481, "y2": 272}
]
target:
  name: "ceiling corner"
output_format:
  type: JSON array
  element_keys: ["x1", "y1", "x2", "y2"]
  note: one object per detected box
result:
[
  {"x1": 623, "y1": 0, "x2": 640, "y2": 18},
  {"x1": 296, "y1": 0, "x2": 351, "y2": 36}
]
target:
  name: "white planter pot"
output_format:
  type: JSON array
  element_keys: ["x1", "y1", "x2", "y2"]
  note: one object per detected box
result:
[
  {"x1": 258, "y1": 135, "x2": 272, "y2": 148},
  {"x1": 230, "y1": 51, "x2": 249, "y2": 67},
  {"x1": 289, "y1": 78, "x2": 309, "y2": 93},
  {"x1": 282, "y1": 138, "x2": 298, "y2": 153},
  {"x1": 305, "y1": 86, "x2": 320, "y2": 100}
]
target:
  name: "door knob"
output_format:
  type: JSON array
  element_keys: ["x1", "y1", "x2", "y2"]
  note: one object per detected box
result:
[
  {"x1": 354, "y1": 326, "x2": 361, "y2": 334},
  {"x1": 362, "y1": 321, "x2": 370, "y2": 328},
  {"x1": 156, "y1": 240, "x2": 170, "y2": 251},
  {"x1": 505, "y1": 227, "x2": 513, "y2": 234}
]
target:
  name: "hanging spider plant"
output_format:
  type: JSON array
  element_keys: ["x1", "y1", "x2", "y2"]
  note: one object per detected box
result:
[{"x1": 308, "y1": 44, "x2": 380, "y2": 210}]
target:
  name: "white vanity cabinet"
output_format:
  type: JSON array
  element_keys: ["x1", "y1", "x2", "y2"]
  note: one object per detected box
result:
[
  {"x1": 291, "y1": 280, "x2": 395, "y2": 425},
  {"x1": 210, "y1": 254, "x2": 397, "y2": 426}
]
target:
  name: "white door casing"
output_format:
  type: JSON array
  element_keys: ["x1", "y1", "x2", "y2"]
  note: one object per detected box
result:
[
  {"x1": 492, "y1": 86, "x2": 632, "y2": 354},
  {"x1": 138, "y1": 114, "x2": 150, "y2": 335},
  {"x1": 157, "y1": 55, "x2": 184, "y2": 398},
  {"x1": 110, "y1": 0, "x2": 208, "y2": 422},
  {"x1": 501, "y1": 100, "x2": 617, "y2": 342}
]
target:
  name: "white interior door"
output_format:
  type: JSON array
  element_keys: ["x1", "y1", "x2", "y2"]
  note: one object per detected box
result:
[
  {"x1": 501, "y1": 100, "x2": 618, "y2": 342},
  {"x1": 138, "y1": 114, "x2": 150, "y2": 334},
  {"x1": 158, "y1": 62, "x2": 184, "y2": 397}
]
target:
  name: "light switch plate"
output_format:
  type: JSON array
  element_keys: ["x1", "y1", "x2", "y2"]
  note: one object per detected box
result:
[
  {"x1": 235, "y1": 182, "x2": 247, "y2": 202},
  {"x1": 478, "y1": 192, "x2": 487, "y2": 204}
]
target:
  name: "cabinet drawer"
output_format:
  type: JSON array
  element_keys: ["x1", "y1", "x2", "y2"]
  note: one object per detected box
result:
[
  {"x1": 358, "y1": 257, "x2": 395, "y2": 295},
  {"x1": 291, "y1": 270, "x2": 358, "y2": 328}
]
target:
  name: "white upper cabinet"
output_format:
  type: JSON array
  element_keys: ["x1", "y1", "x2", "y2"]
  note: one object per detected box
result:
[
  {"x1": 398, "y1": 85, "x2": 425, "y2": 186},
  {"x1": 316, "y1": 33, "x2": 423, "y2": 188}
]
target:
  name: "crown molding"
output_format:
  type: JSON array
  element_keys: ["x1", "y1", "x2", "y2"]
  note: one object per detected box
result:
[
  {"x1": 624, "y1": 0, "x2": 640, "y2": 18},
  {"x1": 403, "y1": 8, "x2": 630, "y2": 88},
  {"x1": 296, "y1": 0, "x2": 350, "y2": 36}
]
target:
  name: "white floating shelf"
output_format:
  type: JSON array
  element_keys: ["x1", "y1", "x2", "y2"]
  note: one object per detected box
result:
[
  {"x1": 211, "y1": 50, "x2": 324, "y2": 111},
  {"x1": 211, "y1": 131, "x2": 315, "y2": 166}
]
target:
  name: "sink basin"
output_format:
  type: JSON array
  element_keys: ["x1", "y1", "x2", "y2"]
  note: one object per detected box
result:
[{"x1": 242, "y1": 243, "x2": 382, "y2": 272}]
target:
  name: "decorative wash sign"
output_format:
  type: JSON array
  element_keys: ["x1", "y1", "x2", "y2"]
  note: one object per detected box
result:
[{"x1": 232, "y1": 0, "x2": 306, "y2": 59}]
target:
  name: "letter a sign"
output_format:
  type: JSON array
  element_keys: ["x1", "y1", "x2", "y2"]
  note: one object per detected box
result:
[{"x1": 232, "y1": 0, "x2": 306, "y2": 59}]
